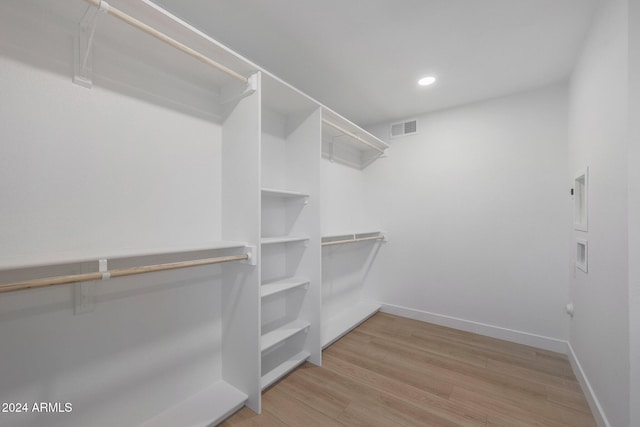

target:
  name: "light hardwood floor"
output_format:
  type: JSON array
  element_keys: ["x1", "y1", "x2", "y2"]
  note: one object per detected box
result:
[{"x1": 221, "y1": 312, "x2": 597, "y2": 426}]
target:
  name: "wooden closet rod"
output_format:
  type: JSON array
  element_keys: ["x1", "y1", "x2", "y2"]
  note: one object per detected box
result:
[
  {"x1": 0, "y1": 253, "x2": 248, "y2": 294},
  {"x1": 84, "y1": 0, "x2": 248, "y2": 83},
  {"x1": 322, "y1": 235, "x2": 385, "y2": 247},
  {"x1": 322, "y1": 119, "x2": 385, "y2": 154}
]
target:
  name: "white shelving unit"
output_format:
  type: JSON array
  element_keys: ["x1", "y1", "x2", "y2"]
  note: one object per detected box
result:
[
  {"x1": 259, "y1": 74, "x2": 322, "y2": 390},
  {"x1": 322, "y1": 109, "x2": 389, "y2": 170},
  {"x1": 1, "y1": 1, "x2": 262, "y2": 425},
  {"x1": 0, "y1": 1, "x2": 388, "y2": 425}
]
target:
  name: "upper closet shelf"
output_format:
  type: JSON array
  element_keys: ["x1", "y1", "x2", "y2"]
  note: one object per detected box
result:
[
  {"x1": 322, "y1": 231, "x2": 386, "y2": 247},
  {"x1": 73, "y1": 0, "x2": 386, "y2": 157},
  {"x1": 72, "y1": 0, "x2": 260, "y2": 119},
  {"x1": 0, "y1": 240, "x2": 249, "y2": 271},
  {"x1": 261, "y1": 236, "x2": 309, "y2": 245},
  {"x1": 322, "y1": 109, "x2": 388, "y2": 170},
  {"x1": 0, "y1": 243, "x2": 254, "y2": 294},
  {"x1": 261, "y1": 188, "x2": 310, "y2": 199}
]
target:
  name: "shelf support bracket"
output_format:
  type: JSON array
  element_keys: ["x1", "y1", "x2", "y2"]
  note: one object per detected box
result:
[
  {"x1": 221, "y1": 73, "x2": 258, "y2": 104},
  {"x1": 73, "y1": 4, "x2": 105, "y2": 88},
  {"x1": 73, "y1": 260, "x2": 102, "y2": 315},
  {"x1": 328, "y1": 140, "x2": 335, "y2": 163}
]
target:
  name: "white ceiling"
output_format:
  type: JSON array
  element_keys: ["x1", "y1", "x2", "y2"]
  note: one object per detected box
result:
[{"x1": 153, "y1": 0, "x2": 599, "y2": 126}]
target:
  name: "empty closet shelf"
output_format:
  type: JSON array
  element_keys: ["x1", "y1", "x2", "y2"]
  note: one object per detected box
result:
[
  {"x1": 261, "y1": 320, "x2": 310, "y2": 352},
  {"x1": 261, "y1": 236, "x2": 309, "y2": 245},
  {"x1": 261, "y1": 350, "x2": 310, "y2": 390},
  {"x1": 261, "y1": 188, "x2": 309, "y2": 199},
  {"x1": 0, "y1": 240, "x2": 248, "y2": 271},
  {"x1": 0, "y1": 248, "x2": 252, "y2": 294},
  {"x1": 261, "y1": 277, "x2": 309, "y2": 298},
  {"x1": 321, "y1": 232, "x2": 385, "y2": 247},
  {"x1": 322, "y1": 301, "x2": 381, "y2": 348},
  {"x1": 138, "y1": 380, "x2": 247, "y2": 427}
]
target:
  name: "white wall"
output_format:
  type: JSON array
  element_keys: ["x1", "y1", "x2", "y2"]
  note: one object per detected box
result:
[
  {"x1": 365, "y1": 85, "x2": 570, "y2": 350},
  {"x1": 320, "y1": 160, "x2": 379, "y2": 235},
  {"x1": 567, "y1": 0, "x2": 629, "y2": 425},
  {"x1": 0, "y1": 58, "x2": 223, "y2": 267}
]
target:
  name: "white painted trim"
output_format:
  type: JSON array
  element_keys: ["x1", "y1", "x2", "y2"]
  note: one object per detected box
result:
[
  {"x1": 379, "y1": 303, "x2": 568, "y2": 353},
  {"x1": 566, "y1": 343, "x2": 611, "y2": 427}
]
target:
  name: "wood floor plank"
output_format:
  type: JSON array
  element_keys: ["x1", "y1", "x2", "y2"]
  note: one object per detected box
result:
[
  {"x1": 262, "y1": 387, "x2": 346, "y2": 427},
  {"x1": 332, "y1": 330, "x2": 551, "y2": 405},
  {"x1": 218, "y1": 406, "x2": 287, "y2": 427},
  {"x1": 451, "y1": 385, "x2": 598, "y2": 427},
  {"x1": 321, "y1": 353, "x2": 487, "y2": 426},
  {"x1": 325, "y1": 339, "x2": 455, "y2": 398},
  {"x1": 545, "y1": 383, "x2": 593, "y2": 413},
  {"x1": 222, "y1": 313, "x2": 597, "y2": 427},
  {"x1": 275, "y1": 365, "x2": 351, "y2": 419}
]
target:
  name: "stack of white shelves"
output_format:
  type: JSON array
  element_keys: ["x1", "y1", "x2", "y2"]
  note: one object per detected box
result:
[{"x1": 259, "y1": 74, "x2": 322, "y2": 391}]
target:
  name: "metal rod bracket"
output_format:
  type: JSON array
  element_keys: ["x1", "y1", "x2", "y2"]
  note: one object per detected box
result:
[
  {"x1": 73, "y1": 5, "x2": 102, "y2": 88},
  {"x1": 73, "y1": 261, "x2": 98, "y2": 315}
]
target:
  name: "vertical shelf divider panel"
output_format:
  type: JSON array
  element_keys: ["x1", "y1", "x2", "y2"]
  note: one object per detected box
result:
[
  {"x1": 260, "y1": 74, "x2": 322, "y2": 389},
  {"x1": 221, "y1": 72, "x2": 262, "y2": 413},
  {"x1": 283, "y1": 106, "x2": 322, "y2": 366}
]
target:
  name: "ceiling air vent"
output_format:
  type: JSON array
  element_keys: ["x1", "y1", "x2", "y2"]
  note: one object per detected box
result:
[{"x1": 390, "y1": 119, "x2": 417, "y2": 138}]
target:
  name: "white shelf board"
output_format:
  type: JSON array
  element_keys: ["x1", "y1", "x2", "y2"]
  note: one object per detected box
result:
[
  {"x1": 260, "y1": 236, "x2": 309, "y2": 245},
  {"x1": 261, "y1": 350, "x2": 310, "y2": 390},
  {"x1": 322, "y1": 301, "x2": 381, "y2": 348},
  {"x1": 322, "y1": 109, "x2": 388, "y2": 153},
  {"x1": 261, "y1": 319, "x2": 310, "y2": 353},
  {"x1": 139, "y1": 380, "x2": 247, "y2": 427},
  {"x1": 0, "y1": 241, "x2": 248, "y2": 271},
  {"x1": 261, "y1": 188, "x2": 309, "y2": 199},
  {"x1": 322, "y1": 231, "x2": 383, "y2": 240},
  {"x1": 261, "y1": 277, "x2": 309, "y2": 298}
]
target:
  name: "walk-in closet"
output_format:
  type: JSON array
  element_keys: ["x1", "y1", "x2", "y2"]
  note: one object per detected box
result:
[{"x1": 0, "y1": 0, "x2": 635, "y2": 426}]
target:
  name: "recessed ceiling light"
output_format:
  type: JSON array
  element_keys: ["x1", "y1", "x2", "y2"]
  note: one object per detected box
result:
[{"x1": 418, "y1": 76, "x2": 436, "y2": 86}]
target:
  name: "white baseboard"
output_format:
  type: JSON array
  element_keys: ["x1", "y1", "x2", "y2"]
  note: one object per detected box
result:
[
  {"x1": 566, "y1": 343, "x2": 611, "y2": 427},
  {"x1": 379, "y1": 303, "x2": 610, "y2": 426},
  {"x1": 379, "y1": 303, "x2": 568, "y2": 353}
]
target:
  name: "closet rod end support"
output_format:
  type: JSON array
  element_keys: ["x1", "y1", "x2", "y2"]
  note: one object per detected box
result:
[{"x1": 242, "y1": 245, "x2": 257, "y2": 266}]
